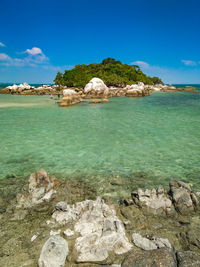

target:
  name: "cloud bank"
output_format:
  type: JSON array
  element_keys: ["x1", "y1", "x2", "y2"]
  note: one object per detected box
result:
[{"x1": 0, "y1": 42, "x2": 5, "y2": 47}]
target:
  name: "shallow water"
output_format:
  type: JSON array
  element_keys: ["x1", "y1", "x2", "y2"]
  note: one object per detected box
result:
[{"x1": 0, "y1": 90, "x2": 200, "y2": 198}]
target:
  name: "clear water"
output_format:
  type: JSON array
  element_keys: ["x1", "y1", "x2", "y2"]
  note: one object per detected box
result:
[{"x1": 0, "y1": 88, "x2": 200, "y2": 199}]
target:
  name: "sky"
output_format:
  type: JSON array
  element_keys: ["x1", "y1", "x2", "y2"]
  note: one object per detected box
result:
[{"x1": 0, "y1": 0, "x2": 200, "y2": 84}]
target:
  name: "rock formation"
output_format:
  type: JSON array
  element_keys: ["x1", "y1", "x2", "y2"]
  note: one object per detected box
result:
[
  {"x1": 38, "y1": 235, "x2": 68, "y2": 267},
  {"x1": 60, "y1": 89, "x2": 81, "y2": 107},
  {"x1": 51, "y1": 197, "x2": 132, "y2": 262},
  {"x1": 84, "y1": 78, "x2": 109, "y2": 98},
  {"x1": 129, "y1": 180, "x2": 199, "y2": 215},
  {"x1": 16, "y1": 169, "x2": 58, "y2": 208}
]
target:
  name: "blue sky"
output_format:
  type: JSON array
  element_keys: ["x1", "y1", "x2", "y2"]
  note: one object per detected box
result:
[{"x1": 0, "y1": 0, "x2": 200, "y2": 84}]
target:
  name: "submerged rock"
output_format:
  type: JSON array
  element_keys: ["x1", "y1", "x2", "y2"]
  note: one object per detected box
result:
[{"x1": 38, "y1": 235, "x2": 68, "y2": 267}]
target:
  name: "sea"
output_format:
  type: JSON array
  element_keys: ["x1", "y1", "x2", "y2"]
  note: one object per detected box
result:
[{"x1": 0, "y1": 84, "x2": 200, "y2": 199}]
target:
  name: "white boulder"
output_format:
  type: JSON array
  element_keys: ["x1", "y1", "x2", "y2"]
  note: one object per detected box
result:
[
  {"x1": 84, "y1": 78, "x2": 108, "y2": 94},
  {"x1": 63, "y1": 89, "x2": 77, "y2": 96},
  {"x1": 38, "y1": 235, "x2": 68, "y2": 267},
  {"x1": 132, "y1": 233, "x2": 171, "y2": 251}
]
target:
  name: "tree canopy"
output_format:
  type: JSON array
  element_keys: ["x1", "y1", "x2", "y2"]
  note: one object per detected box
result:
[{"x1": 54, "y1": 58, "x2": 164, "y2": 87}]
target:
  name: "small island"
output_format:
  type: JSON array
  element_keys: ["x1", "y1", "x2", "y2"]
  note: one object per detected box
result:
[{"x1": 0, "y1": 59, "x2": 198, "y2": 108}]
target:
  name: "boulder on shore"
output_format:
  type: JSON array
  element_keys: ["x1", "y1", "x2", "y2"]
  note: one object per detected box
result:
[
  {"x1": 38, "y1": 235, "x2": 68, "y2": 267},
  {"x1": 16, "y1": 169, "x2": 58, "y2": 208},
  {"x1": 84, "y1": 78, "x2": 109, "y2": 98}
]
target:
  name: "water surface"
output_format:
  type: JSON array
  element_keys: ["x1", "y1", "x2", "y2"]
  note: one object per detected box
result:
[{"x1": 0, "y1": 90, "x2": 200, "y2": 198}]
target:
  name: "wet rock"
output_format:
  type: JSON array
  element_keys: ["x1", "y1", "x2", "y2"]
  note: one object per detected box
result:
[
  {"x1": 38, "y1": 235, "x2": 68, "y2": 267},
  {"x1": 102, "y1": 98, "x2": 109, "y2": 103},
  {"x1": 132, "y1": 233, "x2": 171, "y2": 250},
  {"x1": 176, "y1": 251, "x2": 200, "y2": 266},
  {"x1": 60, "y1": 89, "x2": 81, "y2": 107},
  {"x1": 131, "y1": 187, "x2": 174, "y2": 215},
  {"x1": 132, "y1": 233, "x2": 157, "y2": 250},
  {"x1": 169, "y1": 180, "x2": 197, "y2": 214},
  {"x1": 122, "y1": 248, "x2": 176, "y2": 267},
  {"x1": 186, "y1": 230, "x2": 200, "y2": 248},
  {"x1": 90, "y1": 98, "x2": 101, "y2": 103},
  {"x1": 52, "y1": 197, "x2": 132, "y2": 263},
  {"x1": 16, "y1": 169, "x2": 58, "y2": 208}
]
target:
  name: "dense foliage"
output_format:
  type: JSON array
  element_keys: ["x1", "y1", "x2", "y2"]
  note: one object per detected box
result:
[{"x1": 54, "y1": 58, "x2": 163, "y2": 87}]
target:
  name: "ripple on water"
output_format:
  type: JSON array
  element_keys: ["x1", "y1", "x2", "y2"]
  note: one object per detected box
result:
[{"x1": 0, "y1": 92, "x2": 200, "y2": 198}]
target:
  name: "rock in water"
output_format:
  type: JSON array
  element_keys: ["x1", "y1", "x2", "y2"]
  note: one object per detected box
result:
[
  {"x1": 38, "y1": 235, "x2": 68, "y2": 267},
  {"x1": 60, "y1": 89, "x2": 81, "y2": 107}
]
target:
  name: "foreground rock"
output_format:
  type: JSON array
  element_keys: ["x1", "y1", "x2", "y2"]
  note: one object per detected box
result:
[
  {"x1": 176, "y1": 251, "x2": 200, "y2": 266},
  {"x1": 122, "y1": 248, "x2": 176, "y2": 267},
  {"x1": 2, "y1": 170, "x2": 200, "y2": 266},
  {"x1": 52, "y1": 197, "x2": 132, "y2": 262},
  {"x1": 60, "y1": 89, "x2": 82, "y2": 107},
  {"x1": 130, "y1": 180, "x2": 199, "y2": 215},
  {"x1": 132, "y1": 233, "x2": 171, "y2": 250},
  {"x1": 38, "y1": 235, "x2": 68, "y2": 267},
  {"x1": 16, "y1": 169, "x2": 58, "y2": 208},
  {"x1": 169, "y1": 180, "x2": 198, "y2": 214}
]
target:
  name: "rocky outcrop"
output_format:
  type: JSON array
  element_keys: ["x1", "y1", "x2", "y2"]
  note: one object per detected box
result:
[
  {"x1": 132, "y1": 233, "x2": 171, "y2": 250},
  {"x1": 125, "y1": 82, "x2": 151, "y2": 97},
  {"x1": 16, "y1": 169, "x2": 58, "y2": 208},
  {"x1": 122, "y1": 248, "x2": 177, "y2": 267},
  {"x1": 38, "y1": 235, "x2": 68, "y2": 267},
  {"x1": 169, "y1": 181, "x2": 199, "y2": 214},
  {"x1": 84, "y1": 78, "x2": 109, "y2": 98},
  {"x1": 51, "y1": 197, "x2": 132, "y2": 262},
  {"x1": 60, "y1": 89, "x2": 81, "y2": 107},
  {"x1": 176, "y1": 251, "x2": 200, "y2": 266},
  {"x1": 130, "y1": 181, "x2": 199, "y2": 215},
  {"x1": 131, "y1": 187, "x2": 174, "y2": 215}
]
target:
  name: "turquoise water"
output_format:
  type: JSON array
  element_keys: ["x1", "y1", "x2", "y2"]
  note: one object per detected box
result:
[{"x1": 0, "y1": 89, "x2": 200, "y2": 198}]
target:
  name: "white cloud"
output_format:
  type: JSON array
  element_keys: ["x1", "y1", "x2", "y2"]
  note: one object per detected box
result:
[
  {"x1": 131, "y1": 61, "x2": 150, "y2": 68},
  {"x1": 0, "y1": 42, "x2": 5, "y2": 47},
  {"x1": 0, "y1": 53, "x2": 12, "y2": 61},
  {"x1": 181, "y1": 60, "x2": 197, "y2": 66},
  {"x1": 26, "y1": 47, "x2": 42, "y2": 55}
]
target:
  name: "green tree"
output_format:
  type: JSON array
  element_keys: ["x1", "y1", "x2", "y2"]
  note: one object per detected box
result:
[
  {"x1": 54, "y1": 72, "x2": 63, "y2": 86},
  {"x1": 54, "y1": 58, "x2": 163, "y2": 87}
]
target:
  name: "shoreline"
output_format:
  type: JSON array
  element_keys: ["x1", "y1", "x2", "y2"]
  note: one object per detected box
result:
[{"x1": 1, "y1": 169, "x2": 200, "y2": 266}]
